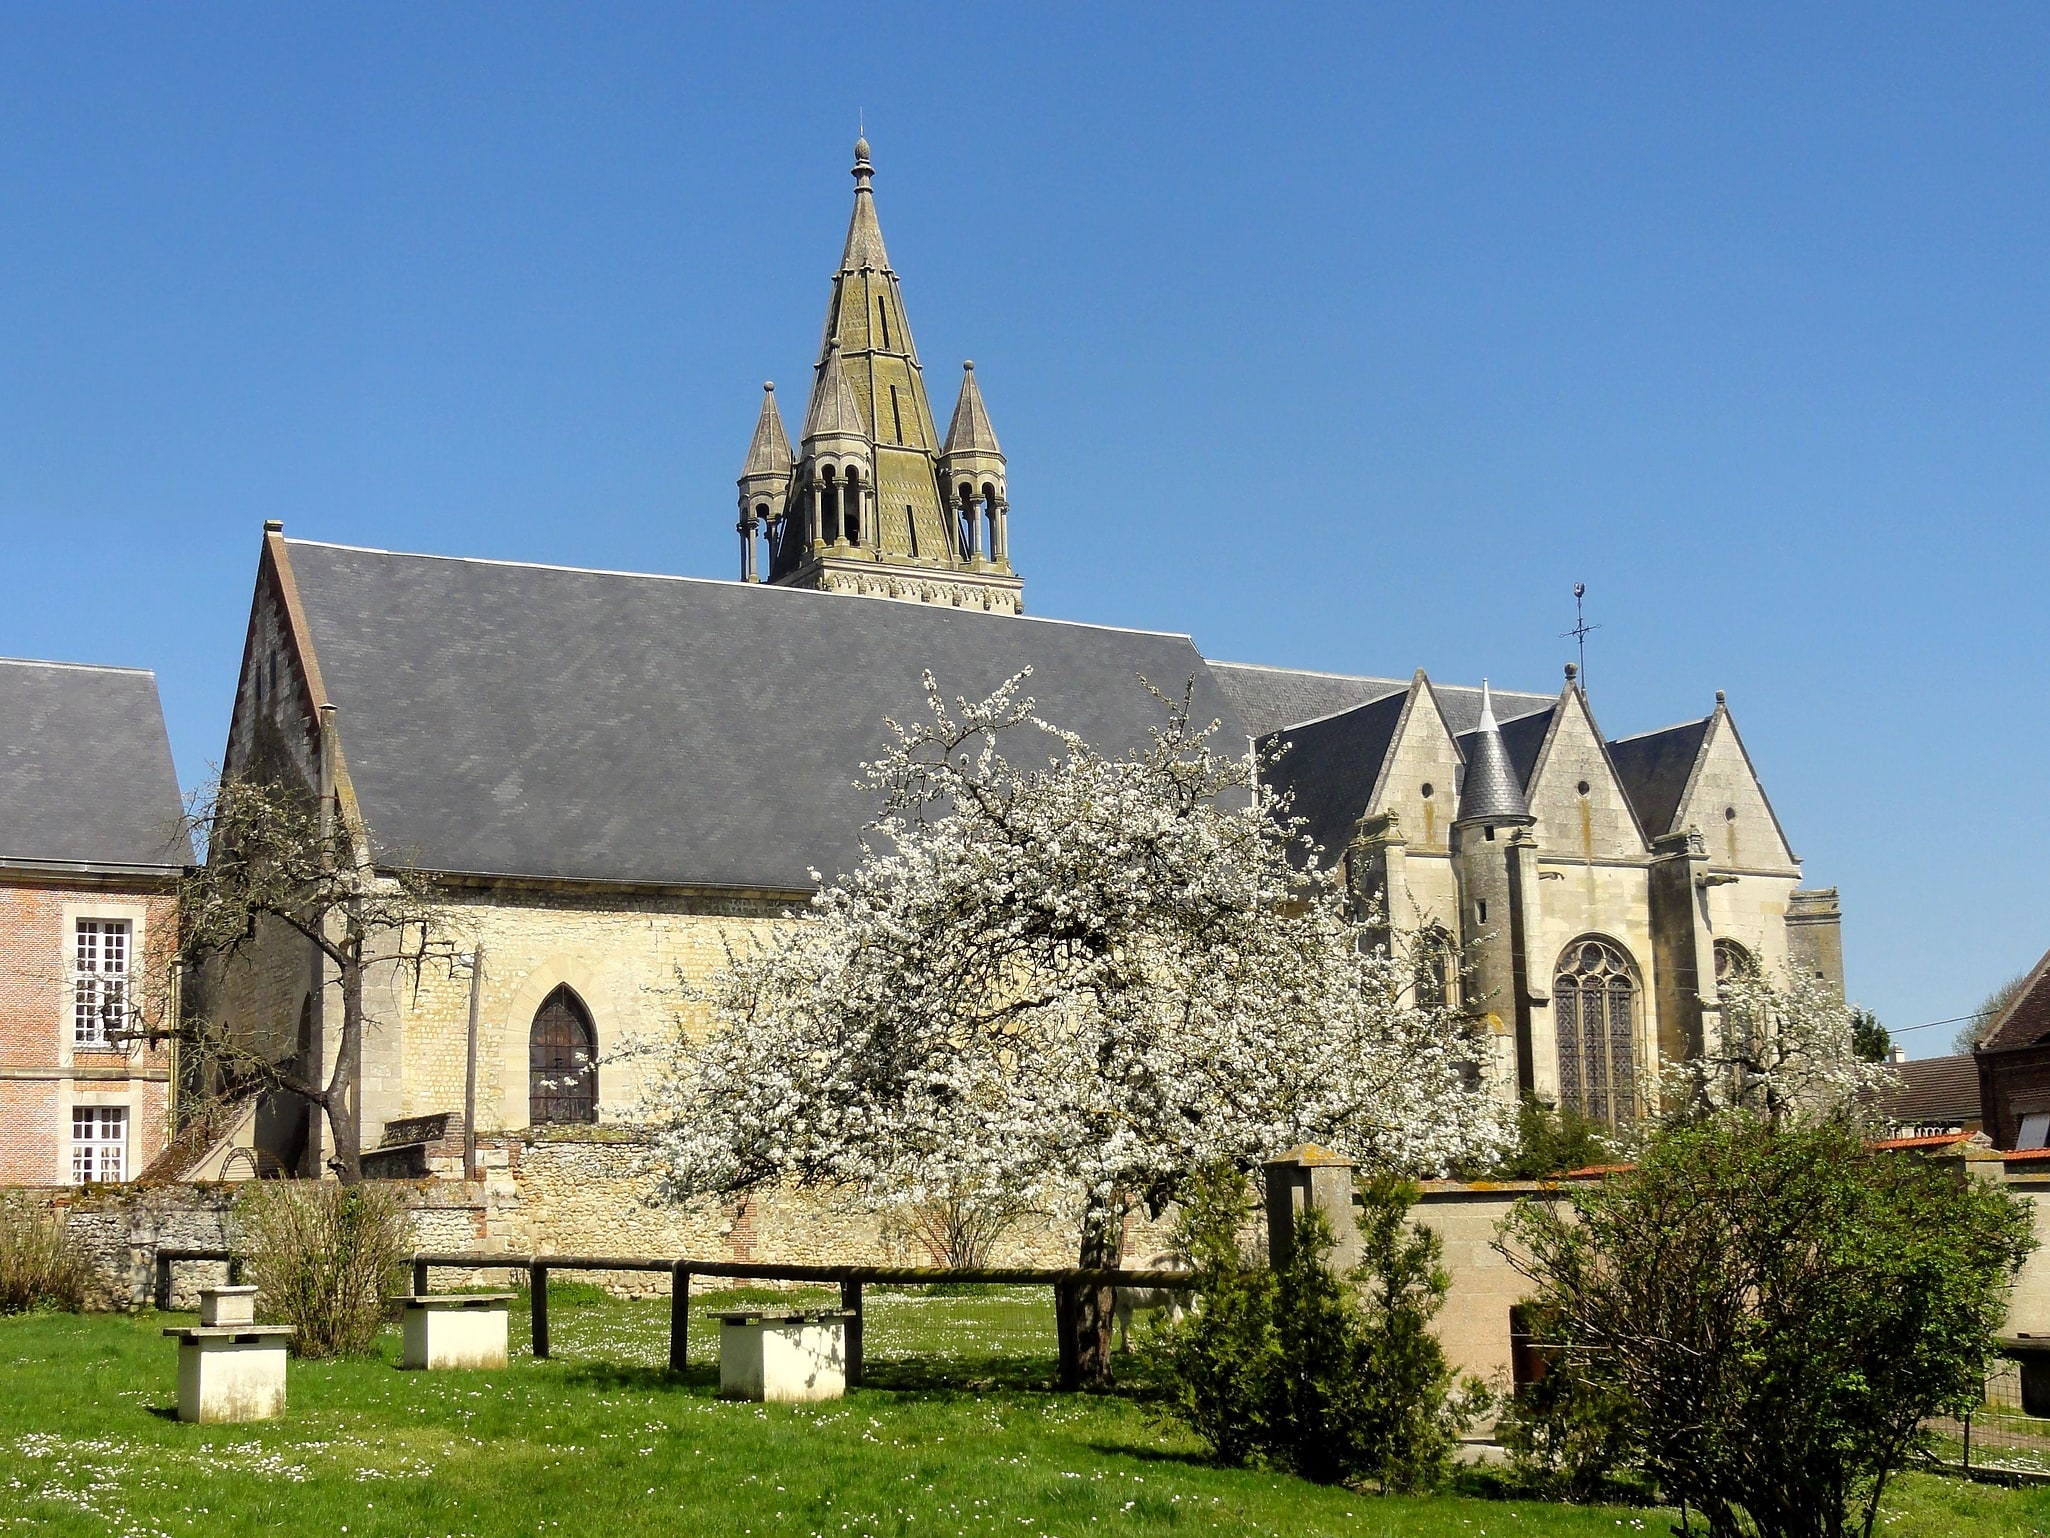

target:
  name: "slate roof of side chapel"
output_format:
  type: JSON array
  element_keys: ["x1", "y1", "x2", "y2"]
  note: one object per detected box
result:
[
  {"x1": 0, "y1": 658, "x2": 193, "y2": 871},
  {"x1": 1607, "y1": 717, "x2": 1714, "y2": 837},
  {"x1": 276, "y1": 541, "x2": 1249, "y2": 892},
  {"x1": 1247, "y1": 673, "x2": 1556, "y2": 865}
]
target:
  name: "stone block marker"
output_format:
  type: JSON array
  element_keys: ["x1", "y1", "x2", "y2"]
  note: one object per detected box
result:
[
  {"x1": 396, "y1": 1293, "x2": 515, "y2": 1370},
  {"x1": 163, "y1": 1287, "x2": 293, "y2": 1423},
  {"x1": 713, "y1": 1308, "x2": 855, "y2": 1403}
]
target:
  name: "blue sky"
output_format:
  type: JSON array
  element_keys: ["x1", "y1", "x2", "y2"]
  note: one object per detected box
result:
[{"x1": 2, "y1": 5, "x2": 2044, "y2": 1051}]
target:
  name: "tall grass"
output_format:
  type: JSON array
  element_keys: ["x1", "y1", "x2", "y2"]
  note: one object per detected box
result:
[
  {"x1": 0, "y1": 1194, "x2": 95, "y2": 1314},
  {"x1": 234, "y1": 1181, "x2": 410, "y2": 1357}
]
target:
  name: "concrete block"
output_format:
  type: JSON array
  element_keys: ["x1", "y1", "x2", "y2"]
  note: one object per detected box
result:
[
  {"x1": 397, "y1": 1294, "x2": 513, "y2": 1370},
  {"x1": 715, "y1": 1310, "x2": 852, "y2": 1403},
  {"x1": 198, "y1": 1286, "x2": 258, "y2": 1327},
  {"x1": 163, "y1": 1326, "x2": 294, "y2": 1423}
]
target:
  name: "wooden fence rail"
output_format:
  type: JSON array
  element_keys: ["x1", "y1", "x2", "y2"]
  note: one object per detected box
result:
[{"x1": 149, "y1": 1247, "x2": 1188, "y2": 1391}]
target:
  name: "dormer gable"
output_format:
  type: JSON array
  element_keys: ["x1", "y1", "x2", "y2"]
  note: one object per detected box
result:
[
  {"x1": 1672, "y1": 700, "x2": 1798, "y2": 872},
  {"x1": 1366, "y1": 672, "x2": 1466, "y2": 853},
  {"x1": 1523, "y1": 681, "x2": 1650, "y2": 861}
]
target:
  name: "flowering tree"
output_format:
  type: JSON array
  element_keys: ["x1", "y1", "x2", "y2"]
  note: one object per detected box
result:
[
  {"x1": 1655, "y1": 968, "x2": 1887, "y2": 1130},
  {"x1": 645, "y1": 671, "x2": 1508, "y2": 1381}
]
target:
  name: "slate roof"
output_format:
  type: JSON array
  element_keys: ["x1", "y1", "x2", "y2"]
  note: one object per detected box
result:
[
  {"x1": 1207, "y1": 663, "x2": 1406, "y2": 740},
  {"x1": 0, "y1": 659, "x2": 192, "y2": 872},
  {"x1": 1981, "y1": 945, "x2": 2050, "y2": 1053},
  {"x1": 281, "y1": 541, "x2": 1245, "y2": 891},
  {"x1": 1258, "y1": 691, "x2": 1409, "y2": 864},
  {"x1": 1880, "y1": 1054, "x2": 1983, "y2": 1127},
  {"x1": 1607, "y1": 717, "x2": 1712, "y2": 838},
  {"x1": 1208, "y1": 662, "x2": 1553, "y2": 744},
  {"x1": 1454, "y1": 687, "x2": 1531, "y2": 823}
]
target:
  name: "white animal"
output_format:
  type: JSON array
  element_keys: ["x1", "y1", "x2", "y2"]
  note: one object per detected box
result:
[{"x1": 1112, "y1": 1251, "x2": 1194, "y2": 1352}]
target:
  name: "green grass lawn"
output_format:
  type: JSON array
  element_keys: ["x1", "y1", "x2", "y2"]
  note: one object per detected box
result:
[{"x1": 2, "y1": 1290, "x2": 2045, "y2": 1538}]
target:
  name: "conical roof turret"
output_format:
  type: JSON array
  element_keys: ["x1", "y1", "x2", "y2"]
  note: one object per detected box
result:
[
  {"x1": 739, "y1": 382, "x2": 793, "y2": 480},
  {"x1": 941, "y1": 361, "x2": 1003, "y2": 460},
  {"x1": 1458, "y1": 681, "x2": 1531, "y2": 823},
  {"x1": 802, "y1": 340, "x2": 869, "y2": 447}
]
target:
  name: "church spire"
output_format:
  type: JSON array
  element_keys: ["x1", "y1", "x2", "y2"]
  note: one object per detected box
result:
[
  {"x1": 1458, "y1": 681, "x2": 1532, "y2": 823},
  {"x1": 746, "y1": 137, "x2": 1023, "y2": 613}
]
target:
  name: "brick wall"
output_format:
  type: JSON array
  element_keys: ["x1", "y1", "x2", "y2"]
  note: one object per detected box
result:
[{"x1": 0, "y1": 876, "x2": 177, "y2": 1185}]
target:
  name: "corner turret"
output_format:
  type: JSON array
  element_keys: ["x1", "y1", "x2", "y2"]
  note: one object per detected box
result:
[
  {"x1": 939, "y1": 361, "x2": 1009, "y2": 565},
  {"x1": 736, "y1": 382, "x2": 793, "y2": 582}
]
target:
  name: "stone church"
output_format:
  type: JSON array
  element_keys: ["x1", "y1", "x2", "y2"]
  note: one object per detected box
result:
[{"x1": 211, "y1": 138, "x2": 1843, "y2": 1183}]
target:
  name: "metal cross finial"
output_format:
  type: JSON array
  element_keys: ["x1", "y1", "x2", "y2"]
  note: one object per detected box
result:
[{"x1": 1559, "y1": 581, "x2": 1601, "y2": 690}]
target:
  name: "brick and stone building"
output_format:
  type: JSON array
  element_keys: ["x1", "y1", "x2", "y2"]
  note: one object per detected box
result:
[
  {"x1": 0, "y1": 658, "x2": 190, "y2": 1184},
  {"x1": 202, "y1": 138, "x2": 1845, "y2": 1183},
  {"x1": 1977, "y1": 947, "x2": 2050, "y2": 1151}
]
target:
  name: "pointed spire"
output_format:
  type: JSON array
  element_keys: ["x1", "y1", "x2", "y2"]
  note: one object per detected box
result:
[
  {"x1": 803, "y1": 339, "x2": 868, "y2": 444},
  {"x1": 942, "y1": 361, "x2": 1002, "y2": 458},
  {"x1": 739, "y1": 382, "x2": 793, "y2": 479},
  {"x1": 1459, "y1": 679, "x2": 1531, "y2": 823},
  {"x1": 840, "y1": 134, "x2": 891, "y2": 273}
]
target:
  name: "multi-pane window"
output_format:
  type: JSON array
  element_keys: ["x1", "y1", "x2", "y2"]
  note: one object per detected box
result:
[
  {"x1": 73, "y1": 919, "x2": 131, "y2": 1048},
  {"x1": 529, "y1": 986, "x2": 599, "y2": 1125},
  {"x1": 71, "y1": 1107, "x2": 127, "y2": 1183},
  {"x1": 1554, "y1": 937, "x2": 1641, "y2": 1135}
]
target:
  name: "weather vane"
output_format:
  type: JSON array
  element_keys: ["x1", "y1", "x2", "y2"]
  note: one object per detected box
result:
[{"x1": 1560, "y1": 582, "x2": 1600, "y2": 690}]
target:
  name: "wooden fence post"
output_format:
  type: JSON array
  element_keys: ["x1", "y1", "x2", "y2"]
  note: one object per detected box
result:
[
  {"x1": 840, "y1": 1279, "x2": 864, "y2": 1387},
  {"x1": 412, "y1": 1258, "x2": 430, "y2": 1297},
  {"x1": 530, "y1": 1264, "x2": 550, "y2": 1359},
  {"x1": 669, "y1": 1264, "x2": 691, "y2": 1374},
  {"x1": 1054, "y1": 1281, "x2": 1080, "y2": 1392}
]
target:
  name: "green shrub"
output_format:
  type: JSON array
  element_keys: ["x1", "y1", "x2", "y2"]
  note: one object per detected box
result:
[
  {"x1": 1162, "y1": 1164, "x2": 1485, "y2": 1491},
  {"x1": 1493, "y1": 1304, "x2": 1641, "y2": 1503},
  {"x1": 1486, "y1": 1096, "x2": 1614, "y2": 1179},
  {"x1": 1501, "y1": 1116, "x2": 2035, "y2": 1537},
  {"x1": 0, "y1": 1195, "x2": 94, "y2": 1314},
  {"x1": 235, "y1": 1181, "x2": 410, "y2": 1358},
  {"x1": 1161, "y1": 1163, "x2": 1281, "y2": 1466}
]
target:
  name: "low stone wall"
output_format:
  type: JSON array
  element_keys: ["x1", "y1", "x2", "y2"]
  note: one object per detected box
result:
[
  {"x1": 23, "y1": 1138, "x2": 2050, "y2": 1412},
  {"x1": 17, "y1": 1127, "x2": 1183, "y2": 1307}
]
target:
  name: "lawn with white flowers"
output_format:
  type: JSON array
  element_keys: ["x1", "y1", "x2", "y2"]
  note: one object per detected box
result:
[{"x1": 2, "y1": 1289, "x2": 2039, "y2": 1538}]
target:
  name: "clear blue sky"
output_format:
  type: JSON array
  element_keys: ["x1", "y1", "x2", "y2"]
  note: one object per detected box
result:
[{"x1": 2, "y1": 5, "x2": 2044, "y2": 1052}]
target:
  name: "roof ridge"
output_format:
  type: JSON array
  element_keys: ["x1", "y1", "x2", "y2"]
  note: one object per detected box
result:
[
  {"x1": 0, "y1": 656, "x2": 156, "y2": 677},
  {"x1": 1259, "y1": 684, "x2": 1410, "y2": 736},
  {"x1": 1209, "y1": 658, "x2": 1553, "y2": 704},
  {"x1": 282, "y1": 540, "x2": 1200, "y2": 642}
]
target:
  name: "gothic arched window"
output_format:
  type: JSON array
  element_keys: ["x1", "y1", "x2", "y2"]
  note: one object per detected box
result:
[
  {"x1": 1554, "y1": 937, "x2": 1640, "y2": 1134},
  {"x1": 529, "y1": 985, "x2": 598, "y2": 1126},
  {"x1": 1713, "y1": 938, "x2": 1754, "y2": 987}
]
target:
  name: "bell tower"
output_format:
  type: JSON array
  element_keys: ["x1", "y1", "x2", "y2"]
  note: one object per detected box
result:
[{"x1": 736, "y1": 137, "x2": 1024, "y2": 614}]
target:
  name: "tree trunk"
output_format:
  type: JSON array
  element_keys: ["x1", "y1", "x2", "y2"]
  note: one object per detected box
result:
[
  {"x1": 1067, "y1": 1194, "x2": 1124, "y2": 1388},
  {"x1": 325, "y1": 934, "x2": 364, "y2": 1183}
]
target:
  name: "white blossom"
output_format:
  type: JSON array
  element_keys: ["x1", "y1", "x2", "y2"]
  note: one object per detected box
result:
[
  {"x1": 1652, "y1": 966, "x2": 1886, "y2": 1129},
  {"x1": 641, "y1": 670, "x2": 1512, "y2": 1259}
]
